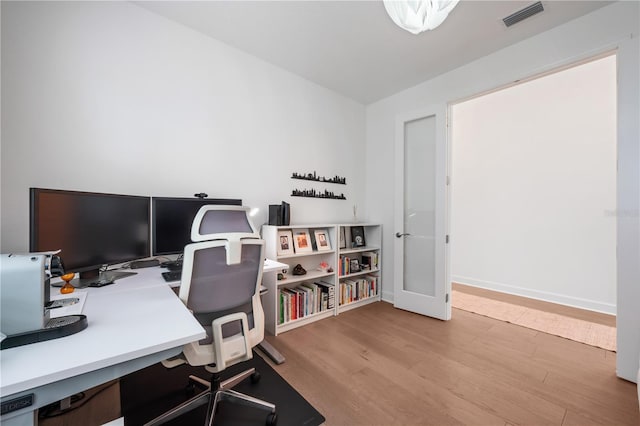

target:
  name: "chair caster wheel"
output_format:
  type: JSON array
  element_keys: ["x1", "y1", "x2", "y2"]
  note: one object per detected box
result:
[
  {"x1": 266, "y1": 412, "x2": 277, "y2": 425},
  {"x1": 251, "y1": 371, "x2": 261, "y2": 383},
  {"x1": 185, "y1": 383, "x2": 196, "y2": 395}
]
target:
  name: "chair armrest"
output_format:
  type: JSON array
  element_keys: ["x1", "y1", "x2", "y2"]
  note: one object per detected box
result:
[{"x1": 211, "y1": 312, "x2": 252, "y2": 371}]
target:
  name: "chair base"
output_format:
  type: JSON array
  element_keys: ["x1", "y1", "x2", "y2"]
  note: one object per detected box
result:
[{"x1": 143, "y1": 367, "x2": 276, "y2": 426}]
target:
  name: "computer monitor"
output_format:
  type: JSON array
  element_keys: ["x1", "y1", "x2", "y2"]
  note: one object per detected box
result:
[
  {"x1": 152, "y1": 197, "x2": 242, "y2": 256},
  {"x1": 30, "y1": 188, "x2": 151, "y2": 283}
]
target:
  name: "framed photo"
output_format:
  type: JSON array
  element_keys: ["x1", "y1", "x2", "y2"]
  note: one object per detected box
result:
[
  {"x1": 339, "y1": 227, "x2": 347, "y2": 249},
  {"x1": 350, "y1": 259, "x2": 360, "y2": 272},
  {"x1": 351, "y1": 226, "x2": 366, "y2": 248},
  {"x1": 292, "y1": 229, "x2": 313, "y2": 253},
  {"x1": 314, "y1": 229, "x2": 331, "y2": 251},
  {"x1": 277, "y1": 230, "x2": 294, "y2": 256}
]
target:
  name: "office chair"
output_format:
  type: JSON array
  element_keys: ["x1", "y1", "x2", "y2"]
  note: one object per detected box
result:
[{"x1": 145, "y1": 206, "x2": 277, "y2": 426}]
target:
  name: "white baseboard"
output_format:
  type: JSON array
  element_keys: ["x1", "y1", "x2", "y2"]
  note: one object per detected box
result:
[
  {"x1": 452, "y1": 275, "x2": 616, "y2": 315},
  {"x1": 381, "y1": 290, "x2": 394, "y2": 304}
]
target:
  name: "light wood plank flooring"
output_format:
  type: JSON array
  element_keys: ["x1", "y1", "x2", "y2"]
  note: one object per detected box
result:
[
  {"x1": 263, "y1": 301, "x2": 638, "y2": 426},
  {"x1": 40, "y1": 298, "x2": 637, "y2": 425}
]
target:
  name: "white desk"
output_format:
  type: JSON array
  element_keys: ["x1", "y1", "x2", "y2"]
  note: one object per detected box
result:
[
  {"x1": 0, "y1": 271, "x2": 205, "y2": 426},
  {"x1": 0, "y1": 260, "x2": 287, "y2": 426}
]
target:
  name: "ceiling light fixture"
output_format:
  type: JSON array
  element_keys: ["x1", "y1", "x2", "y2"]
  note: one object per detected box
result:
[{"x1": 383, "y1": 0, "x2": 460, "y2": 34}]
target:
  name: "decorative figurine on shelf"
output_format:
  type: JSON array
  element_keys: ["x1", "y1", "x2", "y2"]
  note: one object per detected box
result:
[
  {"x1": 277, "y1": 269, "x2": 288, "y2": 281},
  {"x1": 317, "y1": 261, "x2": 330, "y2": 272},
  {"x1": 292, "y1": 264, "x2": 307, "y2": 276},
  {"x1": 60, "y1": 272, "x2": 75, "y2": 294}
]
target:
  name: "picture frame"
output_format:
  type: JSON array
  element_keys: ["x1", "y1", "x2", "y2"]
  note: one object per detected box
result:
[
  {"x1": 339, "y1": 227, "x2": 347, "y2": 249},
  {"x1": 277, "y1": 230, "x2": 294, "y2": 256},
  {"x1": 351, "y1": 226, "x2": 366, "y2": 248},
  {"x1": 292, "y1": 229, "x2": 313, "y2": 253},
  {"x1": 314, "y1": 229, "x2": 331, "y2": 251},
  {"x1": 350, "y1": 259, "x2": 360, "y2": 273}
]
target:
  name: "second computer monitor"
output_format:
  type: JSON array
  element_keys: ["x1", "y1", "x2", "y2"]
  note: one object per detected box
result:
[{"x1": 152, "y1": 197, "x2": 242, "y2": 256}]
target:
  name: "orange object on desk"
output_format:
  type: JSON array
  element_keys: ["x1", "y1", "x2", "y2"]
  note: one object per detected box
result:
[{"x1": 60, "y1": 272, "x2": 75, "y2": 294}]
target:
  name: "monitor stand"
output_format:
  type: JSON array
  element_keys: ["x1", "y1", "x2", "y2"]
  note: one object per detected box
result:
[{"x1": 52, "y1": 270, "x2": 137, "y2": 288}]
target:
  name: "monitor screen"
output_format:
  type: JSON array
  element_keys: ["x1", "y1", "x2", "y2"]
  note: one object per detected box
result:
[
  {"x1": 30, "y1": 188, "x2": 150, "y2": 277},
  {"x1": 152, "y1": 197, "x2": 242, "y2": 256}
]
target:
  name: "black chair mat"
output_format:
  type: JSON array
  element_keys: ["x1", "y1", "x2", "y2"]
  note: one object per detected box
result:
[{"x1": 120, "y1": 351, "x2": 325, "y2": 426}]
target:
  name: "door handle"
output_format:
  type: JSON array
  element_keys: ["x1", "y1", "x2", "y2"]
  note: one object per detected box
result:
[{"x1": 395, "y1": 232, "x2": 410, "y2": 238}]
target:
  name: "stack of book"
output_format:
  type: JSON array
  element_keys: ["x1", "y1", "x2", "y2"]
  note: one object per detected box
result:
[
  {"x1": 339, "y1": 275, "x2": 378, "y2": 306},
  {"x1": 278, "y1": 280, "x2": 335, "y2": 325},
  {"x1": 360, "y1": 251, "x2": 379, "y2": 269}
]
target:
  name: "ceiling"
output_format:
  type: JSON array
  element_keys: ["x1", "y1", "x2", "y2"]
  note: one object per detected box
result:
[{"x1": 134, "y1": 1, "x2": 612, "y2": 104}]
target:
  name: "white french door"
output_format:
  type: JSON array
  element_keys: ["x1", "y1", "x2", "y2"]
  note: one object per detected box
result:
[{"x1": 393, "y1": 105, "x2": 450, "y2": 320}]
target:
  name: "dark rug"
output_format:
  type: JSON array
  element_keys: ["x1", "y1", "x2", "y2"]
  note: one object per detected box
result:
[{"x1": 120, "y1": 351, "x2": 324, "y2": 426}]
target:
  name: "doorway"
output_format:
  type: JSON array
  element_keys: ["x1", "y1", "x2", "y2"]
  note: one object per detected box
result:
[{"x1": 449, "y1": 54, "x2": 617, "y2": 346}]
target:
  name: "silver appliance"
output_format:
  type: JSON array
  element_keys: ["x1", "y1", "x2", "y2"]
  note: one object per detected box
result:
[{"x1": 0, "y1": 253, "x2": 86, "y2": 349}]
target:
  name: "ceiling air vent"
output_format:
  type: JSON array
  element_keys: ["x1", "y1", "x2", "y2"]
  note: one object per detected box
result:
[{"x1": 503, "y1": 1, "x2": 544, "y2": 27}]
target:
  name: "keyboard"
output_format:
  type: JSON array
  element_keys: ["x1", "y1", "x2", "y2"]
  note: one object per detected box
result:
[{"x1": 162, "y1": 271, "x2": 182, "y2": 282}]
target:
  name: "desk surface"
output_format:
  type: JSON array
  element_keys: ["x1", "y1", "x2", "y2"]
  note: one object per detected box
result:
[
  {"x1": 0, "y1": 260, "x2": 287, "y2": 399},
  {"x1": 0, "y1": 271, "x2": 205, "y2": 399}
]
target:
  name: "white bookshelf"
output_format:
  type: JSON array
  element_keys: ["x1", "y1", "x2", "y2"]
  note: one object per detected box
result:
[
  {"x1": 337, "y1": 224, "x2": 382, "y2": 315},
  {"x1": 262, "y1": 223, "x2": 381, "y2": 335}
]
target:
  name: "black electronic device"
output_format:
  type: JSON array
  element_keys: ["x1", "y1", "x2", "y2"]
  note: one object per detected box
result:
[
  {"x1": 161, "y1": 271, "x2": 182, "y2": 283},
  {"x1": 165, "y1": 261, "x2": 182, "y2": 271},
  {"x1": 130, "y1": 259, "x2": 160, "y2": 269},
  {"x1": 151, "y1": 196, "x2": 242, "y2": 256},
  {"x1": 29, "y1": 188, "x2": 150, "y2": 286},
  {"x1": 281, "y1": 201, "x2": 290, "y2": 225},
  {"x1": 268, "y1": 201, "x2": 290, "y2": 226}
]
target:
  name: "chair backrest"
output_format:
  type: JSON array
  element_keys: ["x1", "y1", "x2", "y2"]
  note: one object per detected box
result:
[
  {"x1": 178, "y1": 205, "x2": 265, "y2": 367},
  {"x1": 179, "y1": 239, "x2": 263, "y2": 317},
  {"x1": 191, "y1": 205, "x2": 259, "y2": 241},
  {"x1": 190, "y1": 205, "x2": 260, "y2": 265}
]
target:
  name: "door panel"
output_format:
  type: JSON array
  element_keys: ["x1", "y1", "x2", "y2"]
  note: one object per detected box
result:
[{"x1": 394, "y1": 106, "x2": 450, "y2": 320}]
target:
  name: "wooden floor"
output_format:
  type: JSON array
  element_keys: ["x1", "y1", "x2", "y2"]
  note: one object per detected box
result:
[
  {"x1": 263, "y1": 301, "x2": 639, "y2": 426},
  {"x1": 40, "y1": 298, "x2": 638, "y2": 426}
]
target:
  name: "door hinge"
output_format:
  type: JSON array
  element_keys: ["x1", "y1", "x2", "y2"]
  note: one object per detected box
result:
[
  {"x1": 446, "y1": 176, "x2": 450, "y2": 186},
  {"x1": 446, "y1": 293, "x2": 449, "y2": 303},
  {"x1": 446, "y1": 235, "x2": 449, "y2": 244}
]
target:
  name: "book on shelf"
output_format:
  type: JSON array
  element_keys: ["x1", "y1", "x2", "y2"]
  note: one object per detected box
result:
[
  {"x1": 296, "y1": 285, "x2": 313, "y2": 317},
  {"x1": 300, "y1": 282, "x2": 319, "y2": 315},
  {"x1": 279, "y1": 280, "x2": 337, "y2": 325},
  {"x1": 339, "y1": 275, "x2": 378, "y2": 306},
  {"x1": 361, "y1": 251, "x2": 379, "y2": 269},
  {"x1": 340, "y1": 256, "x2": 350, "y2": 276},
  {"x1": 282, "y1": 288, "x2": 298, "y2": 321},
  {"x1": 314, "y1": 280, "x2": 335, "y2": 309}
]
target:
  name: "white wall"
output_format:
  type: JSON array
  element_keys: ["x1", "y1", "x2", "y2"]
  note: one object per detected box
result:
[
  {"x1": 366, "y1": 2, "x2": 639, "y2": 382},
  {"x1": 0, "y1": 1, "x2": 365, "y2": 254},
  {"x1": 450, "y1": 55, "x2": 617, "y2": 314}
]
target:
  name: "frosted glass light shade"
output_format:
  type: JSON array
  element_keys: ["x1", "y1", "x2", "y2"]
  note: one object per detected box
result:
[{"x1": 383, "y1": 0, "x2": 460, "y2": 34}]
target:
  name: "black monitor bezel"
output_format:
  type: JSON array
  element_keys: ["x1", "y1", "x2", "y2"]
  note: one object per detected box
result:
[
  {"x1": 29, "y1": 187, "x2": 151, "y2": 275},
  {"x1": 151, "y1": 196, "x2": 242, "y2": 256}
]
